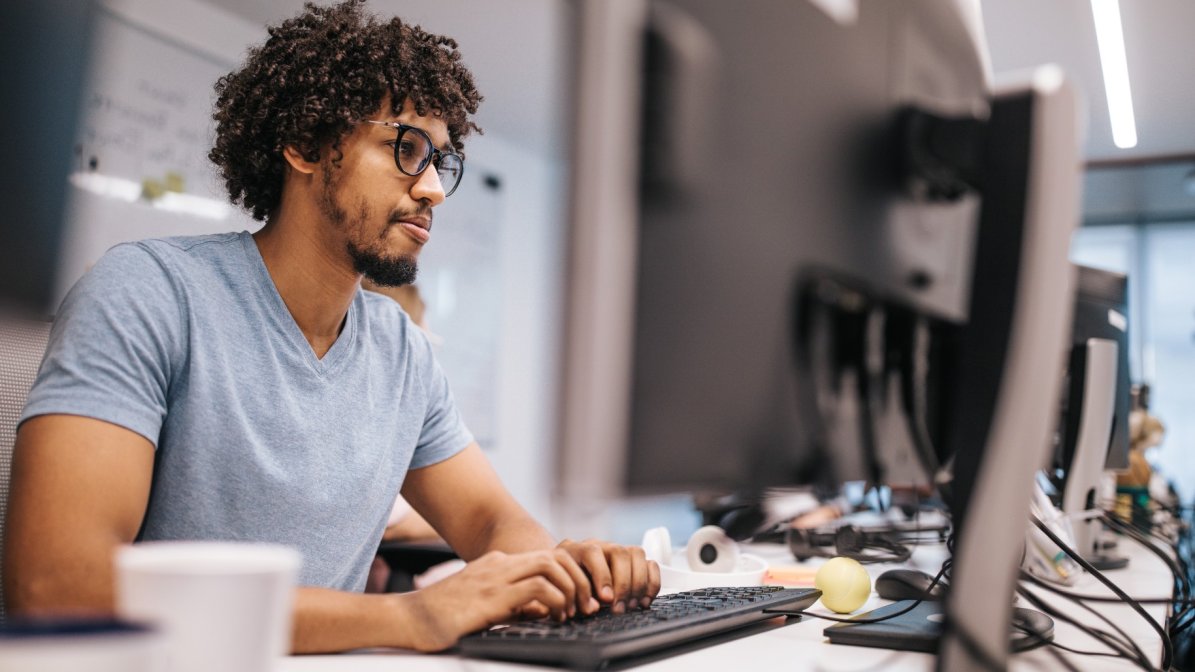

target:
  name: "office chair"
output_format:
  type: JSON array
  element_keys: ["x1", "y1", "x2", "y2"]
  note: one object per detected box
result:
[
  {"x1": 0, "y1": 318, "x2": 52, "y2": 622},
  {"x1": 375, "y1": 540, "x2": 458, "y2": 592}
]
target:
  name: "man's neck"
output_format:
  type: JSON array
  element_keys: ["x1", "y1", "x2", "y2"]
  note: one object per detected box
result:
[{"x1": 252, "y1": 216, "x2": 360, "y2": 360}]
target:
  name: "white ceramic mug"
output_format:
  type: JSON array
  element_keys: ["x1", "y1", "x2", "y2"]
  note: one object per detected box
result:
[{"x1": 115, "y1": 541, "x2": 301, "y2": 672}]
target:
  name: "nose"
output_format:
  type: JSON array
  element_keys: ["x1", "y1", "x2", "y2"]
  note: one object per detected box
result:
[{"x1": 410, "y1": 165, "x2": 446, "y2": 207}]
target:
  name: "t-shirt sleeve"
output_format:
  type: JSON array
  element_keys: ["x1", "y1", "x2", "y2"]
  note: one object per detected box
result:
[
  {"x1": 20, "y1": 243, "x2": 186, "y2": 446},
  {"x1": 407, "y1": 334, "x2": 474, "y2": 470}
]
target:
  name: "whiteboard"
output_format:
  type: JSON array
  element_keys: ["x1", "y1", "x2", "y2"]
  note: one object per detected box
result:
[
  {"x1": 75, "y1": 12, "x2": 229, "y2": 201},
  {"x1": 57, "y1": 4, "x2": 257, "y2": 301},
  {"x1": 418, "y1": 163, "x2": 505, "y2": 448}
]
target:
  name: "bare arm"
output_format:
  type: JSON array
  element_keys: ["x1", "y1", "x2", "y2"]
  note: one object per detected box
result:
[
  {"x1": 402, "y1": 444, "x2": 661, "y2": 616},
  {"x1": 4, "y1": 414, "x2": 154, "y2": 614},
  {"x1": 3, "y1": 419, "x2": 586, "y2": 652},
  {"x1": 401, "y1": 443, "x2": 556, "y2": 559}
]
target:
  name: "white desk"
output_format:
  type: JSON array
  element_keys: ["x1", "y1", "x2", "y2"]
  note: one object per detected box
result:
[{"x1": 281, "y1": 533, "x2": 1174, "y2": 671}]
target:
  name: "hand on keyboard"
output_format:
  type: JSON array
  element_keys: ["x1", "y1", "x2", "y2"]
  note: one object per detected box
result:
[
  {"x1": 556, "y1": 538, "x2": 662, "y2": 614},
  {"x1": 404, "y1": 548, "x2": 609, "y2": 651},
  {"x1": 459, "y1": 586, "x2": 824, "y2": 668}
]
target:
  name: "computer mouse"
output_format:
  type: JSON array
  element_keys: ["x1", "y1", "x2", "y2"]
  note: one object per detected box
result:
[{"x1": 874, "y1": 568, "x2": 944, "y2": 601}]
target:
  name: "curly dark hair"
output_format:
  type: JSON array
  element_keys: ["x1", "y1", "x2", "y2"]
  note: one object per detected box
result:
[{"x1": 209, "y1": 0, "x2": 483, "y2": 221}]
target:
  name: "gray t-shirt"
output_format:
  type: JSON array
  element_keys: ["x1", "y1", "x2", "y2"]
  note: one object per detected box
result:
[{"x1": 21, "y1": 231, "x2": 472, "y2": 591}]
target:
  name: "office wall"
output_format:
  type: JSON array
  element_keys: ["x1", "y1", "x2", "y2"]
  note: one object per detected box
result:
[
  {"x1": 1084, "y1": 165, "x2": 1195, "y2": 224},
  {"x1": 64, "y1": 0, "x2": 571, "y2": 523}
]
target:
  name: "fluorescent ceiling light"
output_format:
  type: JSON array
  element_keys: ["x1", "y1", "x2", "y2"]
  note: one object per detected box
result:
[{"x1": 1090, "y1": 0, "x2": 1137, "y2": 149}]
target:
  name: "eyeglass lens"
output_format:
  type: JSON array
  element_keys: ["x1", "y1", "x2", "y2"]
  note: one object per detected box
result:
[{"x1": 395, "y1": 126, "x2": 464, "y2": 197}]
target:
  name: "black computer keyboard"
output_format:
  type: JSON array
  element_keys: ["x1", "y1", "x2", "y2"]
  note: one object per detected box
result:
[{"x1": 458, "y1": 585, "x2": 821, "y2": 669}]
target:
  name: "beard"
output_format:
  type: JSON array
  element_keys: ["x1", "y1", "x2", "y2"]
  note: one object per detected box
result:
[
  {"x1": 346, "y1": 240, "x2": 418, "y2": 287},
  {"x1": 320, "y1": 167, "x2": 420, "y2": 287}
]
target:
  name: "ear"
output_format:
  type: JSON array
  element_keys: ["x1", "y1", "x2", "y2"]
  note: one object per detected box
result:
[{"x1": 282, "y1": 146, "x2": 318, "y2": 175}]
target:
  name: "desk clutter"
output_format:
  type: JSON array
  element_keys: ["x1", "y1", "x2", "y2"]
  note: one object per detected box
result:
[
  {"x1": 642, "y1": 526, "x2": 872, "y2": 614},
  {"x1": 641, "y1": 526, "x2": 767, "y2": 592}
]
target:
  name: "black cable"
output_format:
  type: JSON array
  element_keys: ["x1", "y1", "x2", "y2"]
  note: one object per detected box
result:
[
  {"x1": 766, "y1": 599, "x2": 922, "y2": 625},
  {"x1": 1031, "y1": 514, "x2": 1174, "y2": 670},
  {"x1": 1037, "y1": 642, "x2": 1084, "y2": 672},
  {"x1": 1021, "y1": 571, "x2": 1195, "y2": 604},
  {"x1": 1017, "y1": 584, "x2": 1155, "y2": 671},
  {"x1": 1104, "y1": 513, "x2": 1190, "y2": 600},
  {"x1": 1049, "y1": 641, "x2": 1136, "y2": 660},
  {"x1": 764, "y1": 561, "x2": 949, "y2": 624},
  {"x1": 1037, "y1": 516, "x2": 1176, "y2": 669},
  {"x1": 1018, "y1": 579, "x2": 1151, "y2": 666},
  {"x1": 766, "y1": 543, "x2": 1008, "y2": 672},
  {"x1": 784, "y1": 523, "x2": 917, "y2": 564},
  {"x1": 1176, "y1": 504, "x2": 1195, "y2": 669},
  {"x1": 1102, "y1": 512, "x2": 1194, "y2": 636},
  {"x1": 1018, "y1": 579, "x2": 1155, "y2": 670},
  {"x1": 1105, "y1": 511, "x2": 1185, "y2": 577}
]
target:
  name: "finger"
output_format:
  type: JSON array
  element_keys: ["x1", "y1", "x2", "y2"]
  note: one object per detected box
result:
[
  {"x1": 555, "y1": 548, "x2": 598, "y2": 615},
  {"x1": 517, "y1": 600, "x2": 551, "y2": 621},
  {"x1": 525, "y1": 550, "x2": 575, "y2": 616},
  {"x1": 509, "y1": 576, "x2": 568, "y2": 623},
  {"x1": 515, "y1": 552, "x2": 579, "y2": 619},
  {"x1": 576, "y1": 542, "x2": 614, "y2": 605},
  {"x1": 628, "y1": 546, "x2": 649, "y2": 607},
  {"x1": 607, "y1": 545, "x2": 632, "y2": 612},
  {"x1": 646, "y1": 559, "x2": 662, "y2": 605}
]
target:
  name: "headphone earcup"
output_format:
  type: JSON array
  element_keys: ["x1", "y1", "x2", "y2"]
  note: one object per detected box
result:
[
  {"x1": 686, "y1": 525, "x2": 740, "y2": 573},
  {"x1": 641, "y1": 526, "x2": 673, "y2": 566}
]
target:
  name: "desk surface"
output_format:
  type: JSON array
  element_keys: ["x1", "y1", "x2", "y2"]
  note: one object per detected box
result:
[{"x1": 281, "y1": 534, "x2": 1173, "y2": 672}]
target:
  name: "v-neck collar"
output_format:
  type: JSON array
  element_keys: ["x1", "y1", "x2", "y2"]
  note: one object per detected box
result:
[{"x1": 240, "y1": 231, "x2": 358, "y2": 377}]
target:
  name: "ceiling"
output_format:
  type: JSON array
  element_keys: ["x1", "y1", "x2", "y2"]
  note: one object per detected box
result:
[
  {"x1": 981, "y1": 0, "x2": 1195, "y2": 219},
  {"x1": 199, "y1": 0, "x2": 571, "y2": 159},
  {"x1": 981, "y1": 0, "x2": 1195, "y2": 163},
  {"x1": 200, "y1": 0, "x2": 1195, "y2": 218}
]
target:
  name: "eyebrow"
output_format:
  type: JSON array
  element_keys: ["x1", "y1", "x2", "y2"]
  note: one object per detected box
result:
[{"x1": 369, "y1": 120, "x2": 453, "y2": 153}]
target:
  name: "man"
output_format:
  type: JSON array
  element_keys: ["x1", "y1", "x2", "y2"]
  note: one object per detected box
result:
[{"x1": 3, "y1": 0, "x2": 659, "y2": 653}]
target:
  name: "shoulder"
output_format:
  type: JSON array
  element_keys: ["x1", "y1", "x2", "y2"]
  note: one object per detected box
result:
[
  {"x1": 58, "y1": 232, "x2": 252, "y2": 328},
  {"x1": 131, "y1": 232, "x2": 247, "y2": 273},
  {"x1": 86, "y1": 232, "x2": 244, "y2": 282}
]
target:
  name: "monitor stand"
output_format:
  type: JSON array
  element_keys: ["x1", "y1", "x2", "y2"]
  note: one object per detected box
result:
[
  {"x1": 1064, "y1": 339, "x2": 1130, "y2": 572},
  {"x1": 1088, "y1": 553, "x2": 1130, "y2": 571},
  {"x1": 824, "y1": 600, "x2": 1054, "y2": 654},
  {"x1": 1091, "y1": 530, "x2": 1129, "y2": 570}
]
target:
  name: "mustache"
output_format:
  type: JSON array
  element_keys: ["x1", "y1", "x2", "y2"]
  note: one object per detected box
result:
[{"x1": 388, "y1": 208, "x2": 433, "y2": 230}]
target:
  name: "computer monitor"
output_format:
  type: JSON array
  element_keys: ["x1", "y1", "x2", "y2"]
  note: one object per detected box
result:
[
  {"x1": 0, "y1": 0, "x2": 94, "y2": 316},
  {"x1": 556, "y1": 1, "x2": 1082, "y2": 668},
  {"x1": 1057, "y1": 264, "x2": 1132, "y2": 473},
  {"x1": 1047, "y1": 265, "x2": 1132, "y2": 569}
]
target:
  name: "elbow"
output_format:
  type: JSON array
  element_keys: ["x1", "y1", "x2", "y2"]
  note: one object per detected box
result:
[
  {"x1": 3, "y1": 547, "x2": 116, "y2": 617},
  {"x1": 4, "y1": 558, "x2": 56, "y2": 616}
]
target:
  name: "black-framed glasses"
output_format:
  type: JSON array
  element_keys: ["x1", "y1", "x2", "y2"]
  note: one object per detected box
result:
[{"x1": 364, "y1": 120, "x2": 464, "y2": 197}]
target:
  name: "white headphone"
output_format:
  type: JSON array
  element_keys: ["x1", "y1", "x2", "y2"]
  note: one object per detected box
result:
[{"x1": 642, "y1": 525, "x2": 741, "y2": 573}]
